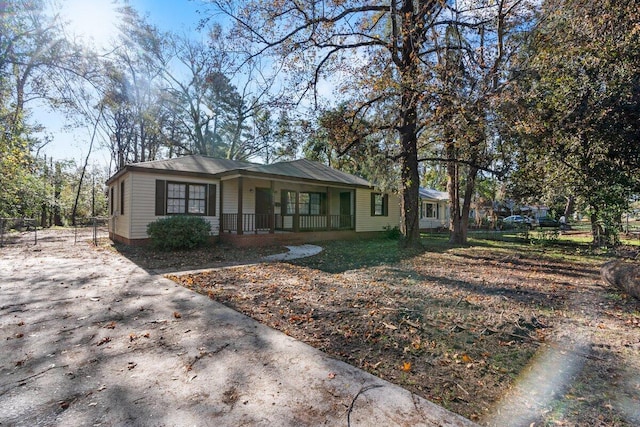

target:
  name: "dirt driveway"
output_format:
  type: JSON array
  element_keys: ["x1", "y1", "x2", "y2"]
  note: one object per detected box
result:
[{"x1": 0, "y1": 228, "x2": 474, "y2": 426}]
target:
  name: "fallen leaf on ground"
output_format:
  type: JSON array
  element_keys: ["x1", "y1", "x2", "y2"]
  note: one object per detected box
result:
[
  {"x1": 96, "y1": 337, "x2": 111, "y2": 346},
  {"x1": 382, "y1": 322, "x2": 398, "y2": 330}
]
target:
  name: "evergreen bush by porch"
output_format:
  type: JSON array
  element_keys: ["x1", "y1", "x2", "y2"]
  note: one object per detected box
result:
[{"x1": 147, "y1": 215, "x2": 211, "y2": 250}]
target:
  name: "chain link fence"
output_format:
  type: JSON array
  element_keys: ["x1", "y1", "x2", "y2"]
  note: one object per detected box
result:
[{"x1": 0, "y1": 217, "x2": 109, "y2": 247}]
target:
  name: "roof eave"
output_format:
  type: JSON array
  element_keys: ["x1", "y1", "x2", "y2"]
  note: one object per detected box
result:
[
  {"x1": 106, "y1": 159, "x2": 374, "y2": 189},
  {"x1": 219, "y1": 168, "x2": 372, "y2": 189},
  {"x1": 105, "y1": 164, "x2": 227, "y2": 185}
]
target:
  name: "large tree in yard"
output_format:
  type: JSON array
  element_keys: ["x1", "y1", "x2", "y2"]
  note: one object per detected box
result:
[
  {"x1": 425, "y1": 2, "x2": 537, "y2": 244},
  {"x1": 204, "y1": 0, "x2": 537, "y2": 246},
  {"x1": 204, "y1": 0, "x2": 452, "y2": 247}
]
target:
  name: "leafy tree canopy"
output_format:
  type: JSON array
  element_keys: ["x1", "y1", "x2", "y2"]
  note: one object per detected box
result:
[{"x1": 503, "y1": 0, "x2": 640, "y2": 245}]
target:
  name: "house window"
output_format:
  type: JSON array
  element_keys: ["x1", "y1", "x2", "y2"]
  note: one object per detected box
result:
[
  {"x1": 281, "y1": 190, "x2": 297, "y2": 215},
  {"x1": 422, "y1": 202, "x2": 438, "y2": 218},
  {"x1": 188, "y1": 185, "x2": 206, "y2": 214},
  {"x1": 299, "y1": 192, "x2": 326, "y2": 215},
  {"x1": 167, "y1": 183, "x2": 186, "y2": 214},
  {"x1": 371, "y1": 193, "x2": 388, "y2": 216},
  {"x1": 155, "y1": 180, "x2": 215, "y2": 216},
  {"x1": 120, "y1": 181, "x2": 125, "y2": 215},
  {"x1": 166, "y1": 182, "x2": 207, "y2": 215},
  {"x1": 110, "y1": 187, "x2": 114, "y2": 215}
]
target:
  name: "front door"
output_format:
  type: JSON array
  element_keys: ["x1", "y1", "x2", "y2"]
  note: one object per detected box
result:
[
  {"x1": 255, "y1": 188, "x2": 272, "y2": 230},
  {"x1": 339, "y1": 192, "x2": 352, "y2": 228}
]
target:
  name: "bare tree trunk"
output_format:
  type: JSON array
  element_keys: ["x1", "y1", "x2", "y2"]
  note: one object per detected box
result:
[
  {"x1": 72, "y1": 106, "x2": 103, "y2": 225},
  {"x1": 590, "y1": 210, "x2": 603, "y2": 247},
  {"x1": 564, "y1": 195, "x2": 574, "y2": 218},
  {"x1": 446, "y1": 134, "x2": 464, "y2": 244},
  {"x1": 399, "y1": 135, "x2": 421, "y2": 247},
  {"x1": 398, "y1": 95, "x2": 421, "y2": 248},
  {"x1": 448, "y1": 179, "x2": 462, "y2": 243},
  {"x1": 53, "y1": 162, "x2": 63, "y2": 226},
  {"x1": 459, "y1": 166, "x2": 479, "y2": 243}
]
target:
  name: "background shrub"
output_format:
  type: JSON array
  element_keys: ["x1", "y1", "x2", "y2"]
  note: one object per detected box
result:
[
  {"x1": 383, "y1": 225, "x2": 402, "y2": 240},
  {"x1": 147, "y1": 215, "x2": 211, "y2": 250},
  {"x1": 530, "y1": 228, "x2": 559, "y2": 246}
]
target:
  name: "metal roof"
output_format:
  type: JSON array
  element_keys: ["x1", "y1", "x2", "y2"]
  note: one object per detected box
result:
[
  {"x1": 106, "y1": 155, "x2": 372, "y2": 188},
  {"x1": 419, "y1": 187, "x2": 449, "y2": 201},
  {"x1": 240, "y1": 159, "x2": 371, "y2": 187},
  {"x1": 126, "y1": 156, "x2": 253, "y2": 174}
]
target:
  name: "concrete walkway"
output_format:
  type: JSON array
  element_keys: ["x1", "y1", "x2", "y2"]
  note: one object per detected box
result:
[
  {"x1": 0, "y1": 229, "x2": 476, "y2": 426},
  {"x1": 262, "y1": 244, "x2": 324, "y2": 261}
]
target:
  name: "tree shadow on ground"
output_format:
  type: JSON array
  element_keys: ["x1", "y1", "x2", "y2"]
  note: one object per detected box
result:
[
  {"x1": 108, "y1": 240, "x2": 284, "y2": 274},
  {"x1": 4, "y1": 232, "x2": 428, "y2": 426}
]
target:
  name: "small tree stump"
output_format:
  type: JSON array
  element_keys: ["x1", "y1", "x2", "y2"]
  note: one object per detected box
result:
[{"x1": 601, "y1": 260, "x2": 640, "y2": 300}]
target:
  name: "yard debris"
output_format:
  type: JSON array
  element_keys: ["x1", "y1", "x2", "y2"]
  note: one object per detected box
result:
[
  {"x1": 96, "y1": 337, "x2": 111, "y2": 346},
  {"x1": 601, "y1": 260, "x2": 640, "y2": 301},
  {"x1": 0, "y1": 227, "x2": 482, "y2": 427},
  {"x1": 168, "y1": 240, "x2": 640, "y2": 424}
]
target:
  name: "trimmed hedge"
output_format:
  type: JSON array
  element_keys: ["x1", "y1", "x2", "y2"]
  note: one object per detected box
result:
[{"x1": 147, "y1": 215, "x2": 211, "y2": 251}]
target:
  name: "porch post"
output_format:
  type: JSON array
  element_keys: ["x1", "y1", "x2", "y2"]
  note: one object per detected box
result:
[
  {"x1": 352, "y1": 189, "x2": 356, "y2": 230},
  {"x1": 237, "y1": 177, "x2": 243, "y2": 235},
  {"x1": 220, "y1": 181, "x2": 224, "y2": 232},
  {"x1": 326, "y1": 187, "x2": 331, "y2": 231},
  {"x1": 293, "y1": 191, "x2": 300, "y2": 233},
  {"x1": 270, "y1": 180, "x2": 275, "y2": 234}
]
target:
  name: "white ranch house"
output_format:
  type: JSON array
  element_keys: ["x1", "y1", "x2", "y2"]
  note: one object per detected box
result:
[
  {"x1": 419, "y1": 188, "x2": 450, "y2": 230},
  {"x1": 105, "y1": 155, "x2": 400, "y2": 247}
]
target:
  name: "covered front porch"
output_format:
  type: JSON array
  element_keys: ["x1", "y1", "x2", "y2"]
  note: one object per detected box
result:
[
  {"x1": 221, "y1": 213, "x2": 355, "y2": 234},
  {"x1": 219, "y1": 176, "x2": 356, "y2": 236}
]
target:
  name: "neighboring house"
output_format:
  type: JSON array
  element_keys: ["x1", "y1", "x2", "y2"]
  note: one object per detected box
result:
[
  {"x1": 419, "y1": 187, "x2": 449, "y2": 230},
  {"x1": 521, "y1": 205, "x2": 550, "y2": 220},
  {"x1": 105, "y1": 155, "x2": 400, "y2": 247}
]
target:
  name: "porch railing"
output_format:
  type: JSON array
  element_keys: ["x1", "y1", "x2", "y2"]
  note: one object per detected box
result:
[
  {"x1": 222, "y1": 213, "x2": 272, "y2": 233},
  {"x1": 222, "y1": 213, "x2": 354, "y2": 234}
]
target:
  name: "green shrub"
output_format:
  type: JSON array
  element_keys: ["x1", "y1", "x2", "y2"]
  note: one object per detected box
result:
[
  {"x1": 383, "y1": 225, "x2": 402, "y2": 240},
  {"x1": 147, "y1": 215, "x2": 211, "y2": 251},
  {"x1": 530, "y1": 228, "x2": 559, "y2": 246}
]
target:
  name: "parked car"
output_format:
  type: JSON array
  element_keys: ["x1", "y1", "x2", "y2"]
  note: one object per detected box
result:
[
  {"x1": 501, "y1": 215, "x2": 533, "y2": 229},
  {"x1": 537, "y1": 216, "x2": 560, "y2": 228}
]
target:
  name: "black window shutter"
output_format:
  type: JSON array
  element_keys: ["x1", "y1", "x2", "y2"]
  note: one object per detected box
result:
[
  {"x1": 371, "y1": 193, "x2": 375, "y2": 216},
  {"x1": 120, "y1": 181, "x2": 125, "y2": 215},
  {"x1": 282, "y1": 190, "x2": 295, "y2": 215},
  {"x1": 155, "y1": 180, "x2": 166, "y2": 216},
  {"x1": 207, "y1": 184, "x2": 216, "y2": 216},
  {"x1": 281, "y1": 191, "x2": 287, "y2": 214},
  {"x1": 320, "y1": 192, "x2": 327, "y2": 215},
  {"x1": 383, "y1": 194, "x2": 389, "y2": 216}
]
